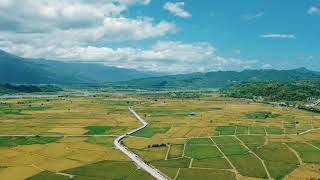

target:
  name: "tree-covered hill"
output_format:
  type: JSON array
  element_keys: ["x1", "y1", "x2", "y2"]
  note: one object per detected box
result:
[
  {"x1": 0, "y1": 83, "x2": 62, "y2": 95},
  {"x1": 225, "y1": 80, "x2": 320, "y2": 102},
  {"x1": 114, "y1": 68, "x2": 320, "y2": 89},
  {"x1": 0, "y1": 50, "x2": 163, "y2": 84}
]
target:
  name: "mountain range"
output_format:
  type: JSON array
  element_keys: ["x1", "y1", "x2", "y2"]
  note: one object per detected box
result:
[
  {"x1": 1, "y1": 49, "x2": 320, "y2": 89},
  {"x1": 0, "y1": 50, "x2": 163, "y2": 84},
  {"x1": 113, "y1": 67, "x2": 320, "y2": 89}
]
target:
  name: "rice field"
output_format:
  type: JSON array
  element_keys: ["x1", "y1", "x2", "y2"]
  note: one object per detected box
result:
[{"x1": 1, "y1": 91, "x2": 320, "y2": 179}]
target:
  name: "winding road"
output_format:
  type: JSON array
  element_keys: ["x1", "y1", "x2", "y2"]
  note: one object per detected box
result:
[{"x1": 113, "y1": 107, "x2": 168, "y2": 180}]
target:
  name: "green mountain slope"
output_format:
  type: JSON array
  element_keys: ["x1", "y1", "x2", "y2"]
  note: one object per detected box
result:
[
  {"x1": 114, "y1": 68, "x2": 320, "y2": 89},
  {"x1": 0, "y1": 50, "x2": 163, "y2": 84}
]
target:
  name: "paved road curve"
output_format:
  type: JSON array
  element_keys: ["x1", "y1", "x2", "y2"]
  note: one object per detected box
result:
[{"x1": 114, "y1": 107, "x2": 168, "y2": 180}]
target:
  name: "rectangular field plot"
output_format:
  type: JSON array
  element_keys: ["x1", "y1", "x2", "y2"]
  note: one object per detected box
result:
[
  {"x1": 0, "y1": 136, "x2": 62, "y2": 147},
  {"x1": 168, "y1": 144, "x2": 184, "y2": 159},
  {"x1": 63, "y1": 160, "x2": 149, "y2": 180},
  {"x1": 211, "y1": 136, "x2": 240, "y2": 145},
  {"x1": 253, "y1": 143, "x2": 299, "y2": 179},
  {"x1": 185, "y1": 145, "x2": 222, "y2": 159},
  {"x1": 249, "y1": 127, "x2": 266, "y2": 135},
  {"x1": 84, "y1": 126, "x2": 112, "y2": 135},
  {"x1": 151, "y1": 158, "x2": 190, "y2": 168},
  {"x1": 177, "y1": 168, "x2": 236, "y2": 180},
  {"x1": 228, "y1": 154, "x2": 268, "y2": 179},
  {"x1": 150, "y1": 158, "x2": 190, "y2": 179},
  {"x1": 192, "y1": 157, "x2": 232, "y2": 169},
  {"x1": 188, "y1": 138, "x2": 213, "y2": 145},
  {"x1": 265, "y1": 161, "x2": 298, "y2": 180},
  {"x1": 133, "y1": 147, "x2": 168, "y2": 161},
  {"x1": 215, "y1": 126, "x2": 236, "y2": 135},
  {"x1": 287, "y1": 142, "x2": 320, "y2": 164},
  {"x1": 132, "y1": 126, "x2": 170, "y2": 138},
  {"x1": 265, "y1": 127, "x2": 284, "y2": 135},
  {"x1": 235, "y1": 126, "x2": 248, "y2": 135},
  {"x1": 237, "y1": 135, "x2": 265, "y2": 144},
  {"x1": 219, "y1": 144, "x2": 249, "y2": 156}
]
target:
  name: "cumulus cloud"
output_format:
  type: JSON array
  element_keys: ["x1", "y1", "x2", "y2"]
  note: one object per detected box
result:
[
  {"x1": 260, "y1": 34, "x2": 296, "y2": 39},
  {"x1": 164, "y1": 2, "x2": 191, "y2": 18},
  {"x1": 241, "y1": 12, "x2": 264, "y2": 21},
  {"x1": 0, "y1": 0, "x2": 176, "y2": 43},
  {"x1": 0, "y1": 0, "x2": 255, "y2": 73},
  {"x1": 308, "y1": 6, "x2": 320, "y2": 15},
  {"x1": 1, "y1": 41, "x2": 256, "y2": 73}
]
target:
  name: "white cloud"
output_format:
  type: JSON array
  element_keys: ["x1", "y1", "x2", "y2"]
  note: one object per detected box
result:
[
  {"x1": 0, "y1": 0, "x2": 176, "y2": 43},
  {"x1": 164, "y1": 2, "x2": 191, "y2": 18},
  {"x1": 241, "y1": 12, "x2": 264, "y2": 21},
  {"x1": 308, "y1": 6, "x2": 320, "y2": 15},
  {"x1": 262, "y1": 64, "x2": 272, "y2": 69},
  {"x1": 1, "y1": 41, "x2": 256, "y2": 73},
  {"x1": 260, "y1": 34, "x2": 296, "y2": 39}
]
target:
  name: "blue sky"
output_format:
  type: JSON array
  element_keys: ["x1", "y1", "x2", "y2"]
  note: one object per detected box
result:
[{"x1": 0, "y1": 0, "x2": 319, "y2": 73}]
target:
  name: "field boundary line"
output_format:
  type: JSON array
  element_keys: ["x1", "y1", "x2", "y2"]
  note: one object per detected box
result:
[
  {"x1": 182, "y1": 143, "x2": 186, "y2": 157},
  {"x1": 264, "y1": 127, "x2": 268, "y2": 136},
  {"x1": 165, "y1": 144, "x2": 171, "y2": 160},
  {"x1": 56, "y1": 172, "x2": 74, "y2": 178},
  {"x1": 174, "y1": 168, "x2": 181, "y2": 180},
  {"x1": 189, "y1": 158, "x2": 194, "y2": 168},
  {"x1": 31, "y1": 164, "x2": 44, "y2": 171},
  {"x1": 283, "y1": 143, "x2": 304, "y2": 165},
  {"x1": 209, "y1": 137, "x2": 239, "y2": 175},
  {"x1": 299, "y1": 128, "x2": 320, "y2": 135},
  {"x1": 234, "y1": 136, "x2": 272, "y2": 180},
  {"x1": 304, "y1": 142, "x2": 320, "y2": 151}
]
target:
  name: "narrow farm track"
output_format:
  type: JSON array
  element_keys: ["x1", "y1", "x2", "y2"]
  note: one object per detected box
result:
[
  {"x1": 113, "y1": 107, "x2": 169, "y2": 180},
  {"x1": 234, "y1": 136, "x2": 273, "y2": 180}
]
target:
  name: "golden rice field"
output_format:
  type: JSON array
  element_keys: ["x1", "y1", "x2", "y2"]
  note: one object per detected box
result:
[{"x1": 0, "y1": 92, "x2": 320, "y2": 180}]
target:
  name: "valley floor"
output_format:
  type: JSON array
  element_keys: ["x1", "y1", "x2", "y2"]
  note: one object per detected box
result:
[{"x1": 0, "y1": 92, "x2": 319, "y2": 180}]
